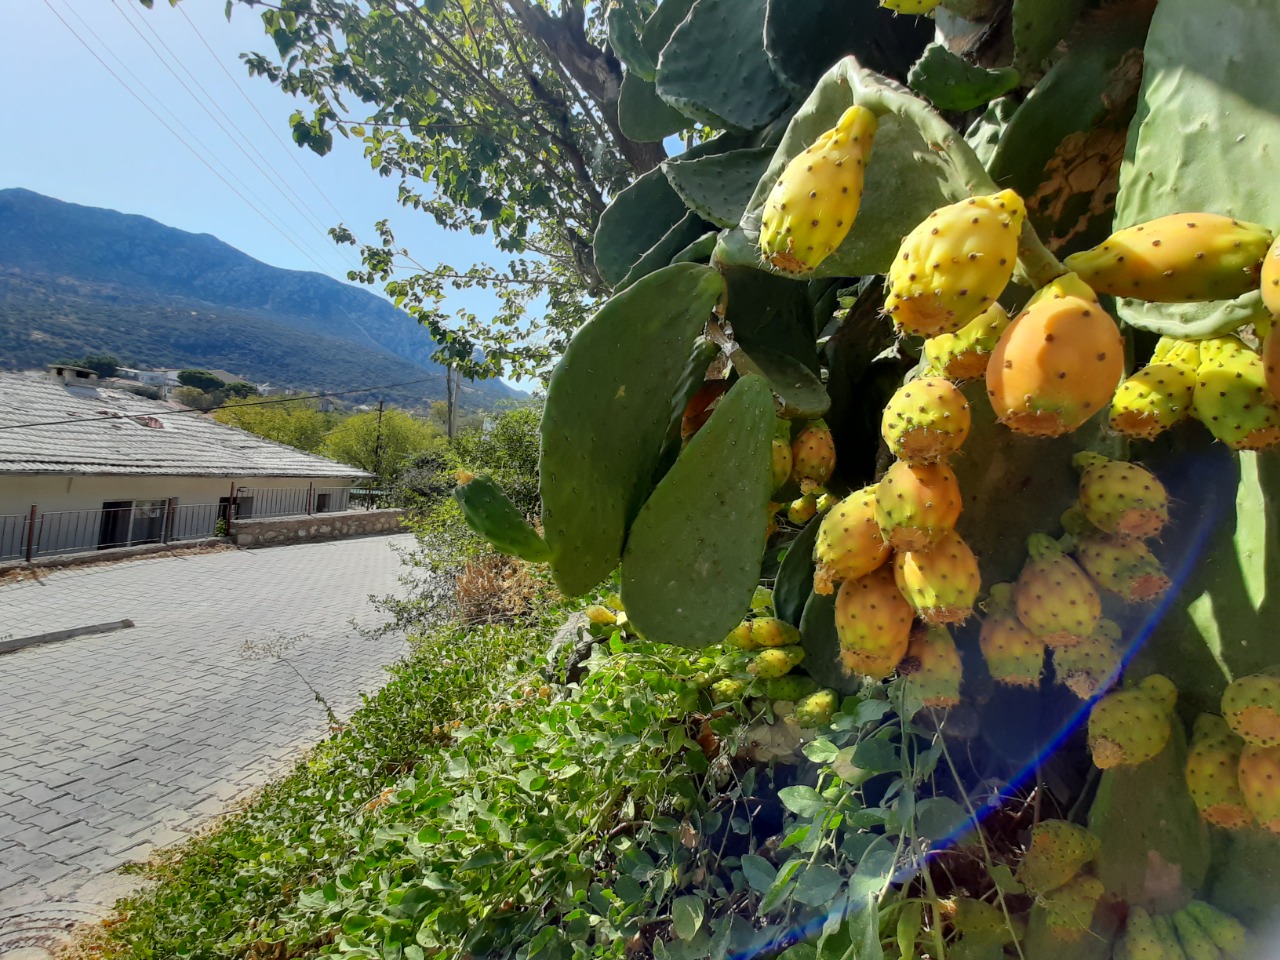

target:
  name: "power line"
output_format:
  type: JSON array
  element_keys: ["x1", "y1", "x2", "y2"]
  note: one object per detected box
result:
[
  {"x1": 175, "y1": 3, "x2": 349, "y2": 226},
  {"x1": 43, "y1": 0, "x2": 348, "y2": 280},
  {"x1": 0, "y1": 375, "x2": 453, "y2": 433},
  {"x1": 113, "y1": 0, "x2": 352, "y2": 264}
]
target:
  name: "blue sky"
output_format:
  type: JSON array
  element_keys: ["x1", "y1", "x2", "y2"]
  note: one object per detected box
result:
[{"x1": 3, "y1": 0, "x2": 516, "y2": 371}]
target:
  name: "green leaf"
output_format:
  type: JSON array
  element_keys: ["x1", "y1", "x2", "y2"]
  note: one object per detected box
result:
[
  {"x1": 913, "y1": 797, "x2": 972, "y2": 842},
  {"x1": 773, "y1": 516, "x2": 821, "y2": 628},
  {"x1": 792, "y1": 863, "x2": 844, "y2": 906},
  {"x1": 741, "y1": 854, "x2": 777, "y2": 893},
  {"x1": 762, "y1": 857, "x2": 805, "y2": 911},
  {"x1": 802, "y1": 738, "x2": 840, "y2": 764},
  {"x1": 673, "y1": 895, "x2": 705, "y2": 940},
  {"x1": 778, "y1": 785, "x2": 827, "y2": 818},
  {"x1": 852, "y1": 737, "x2": 900, "y2": 773}
]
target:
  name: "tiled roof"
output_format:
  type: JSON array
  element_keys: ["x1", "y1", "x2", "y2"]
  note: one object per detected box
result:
[{"x1": 0, "y1": 371, "x2": 370, "y2": 478}]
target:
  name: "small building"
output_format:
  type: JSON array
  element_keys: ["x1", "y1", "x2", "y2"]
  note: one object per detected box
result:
[{"x1": 0, "y1": 366, "x2": 371, "y2": 560}]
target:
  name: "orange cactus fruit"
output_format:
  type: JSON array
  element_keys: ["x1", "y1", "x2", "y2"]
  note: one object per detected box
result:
[{"x1": 834, "y1": 565, "x2": 914, "y2": 680}]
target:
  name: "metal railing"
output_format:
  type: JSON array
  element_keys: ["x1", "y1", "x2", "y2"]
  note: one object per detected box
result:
[
  {"x1": 5, "y1": 485, "x2": 369, "y2": 562},
  {"x1": 0, "y1": 514, "x2": 26, "y2": 561}
]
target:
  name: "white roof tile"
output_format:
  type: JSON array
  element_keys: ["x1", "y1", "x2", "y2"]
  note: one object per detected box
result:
[{"x1": 0, "y1": 371, "x2": 369, "y2": 479}]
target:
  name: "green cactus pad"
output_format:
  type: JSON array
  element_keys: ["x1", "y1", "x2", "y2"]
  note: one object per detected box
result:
[
  {"x1": 655, "y1": 0, "x2": 791, "y2": 131},
  {"x1": 772, "y1": 514, "x2": 822, "y2": 627},
  {"x1": 1115, "y1": 0, "x2": 1280, "y2": 337},
  {"x1": 662, "y1": 148, "x2": 775, "y2": 229},
  {"x1": 798, "y1": 590, "x2": 861, "y2": 697},
  {"x1": 1089, "y1": 721, "x2": 1211, "y2": 914},
  {"x1": 619, "y1": 73, "x2": 692, "y2": 142},
  {"x1": 908, "y1": 43, "x2": 1020, "y2": 112},
  {"x1": 728, "y1": 345, "x2": 830, "y2": 420},
  {"x1": 606, "y1": 2, "x2": 656, "y2": 81},
  {"x1": 453, "y1": 475, "x2": 551, "y2": 563},
  {"x1": 738, "y1": 60, "x2": 969, "y2": 280},
  {"x1": 764, "y1": 0, "x2": 932, "y2": 97},
  {"x1": 1011, "y1": 0, "x2": 1086, "y2": 80},
  {"x1": 669, "y1": 232, "x2": 719, "y2": 266},
  {"x1": 540, "y1": 264, "x2": 725, "y2": 596},
  {"x1": 620, "y1": 375, "x2": 776, "y2": 648},
  {"x1": 617, "y1": 212, "x2": 712, "y2": 291},
  {"x1": 593, "y1": 166, "x2": 693, "y2": 287}
]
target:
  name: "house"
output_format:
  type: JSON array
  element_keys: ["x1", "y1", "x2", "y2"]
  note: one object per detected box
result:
[{"x1": 0, "y1": 366, "x2": 371, "y2": 560}]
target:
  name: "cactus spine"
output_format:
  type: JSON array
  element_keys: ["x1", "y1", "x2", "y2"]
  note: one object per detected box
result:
[
  {"x1": 884, "y1": 190, "x2": 1026, "y2": 337},
  {"x1": 759, "y1": 106, "x2": 878, "y2": 274}
]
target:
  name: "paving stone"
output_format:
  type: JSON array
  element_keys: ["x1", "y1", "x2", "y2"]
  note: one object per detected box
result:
[{"x1": 0, "y1": 534, "x2": 416, "y2": 933}]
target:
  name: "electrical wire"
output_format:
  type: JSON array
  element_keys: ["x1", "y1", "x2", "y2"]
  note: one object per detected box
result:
[
  {"x1": 112, "y1": 0, "x2": 352, "y2": 265},
  {"x1": 42, "y1": 0, "x2": 348, "y2": 280},
  {"x1": 175, "y1": 3, "x2": 349, "y2": 225},
  {"x1": 0, "y1": 374, "x2": 459, "y2": 432}
]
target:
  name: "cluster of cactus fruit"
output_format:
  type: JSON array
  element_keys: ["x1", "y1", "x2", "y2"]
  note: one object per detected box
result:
[{"x1": 444, "y1": 0, "x2": 1280, "y2": 952}]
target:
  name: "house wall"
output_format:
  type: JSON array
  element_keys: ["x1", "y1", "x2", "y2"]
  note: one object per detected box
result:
[{"x1": 0, "y1": 475, "x2": 358, "y2": 559}]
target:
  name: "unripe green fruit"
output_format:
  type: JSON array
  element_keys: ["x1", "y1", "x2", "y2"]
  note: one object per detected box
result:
[
  {"x1": 764, "y1": 674, "x2": 818, "y2": 702},
  {"x1": 1063, "y1": 213, "x2": 1273, "y2": 302},
  {"x1": 879, "y1": 0, "x2": 940, "y2": 13},
  {"x1": 1222, "y1": 672, "x2": 1280, "y2": 746},
  {"x1": 795, "y1": 689, "x2": 839, "y2": 728},
  {"x1": 1017, "y1": 820, "x2": 1100, "y2": 896},
  {"x1": 885, "y1": 191, "x2": 1026, "y2": 337},
  {"x1": 759, "y1": 106, "x2": 877, "y2": 274},
  {"x1": 1087, "y1": 677, "x2": 1176, "y2": 769},
  {"x1": 1053, "y1": 620, "x2": 1122, "y2": 700},
  {"x1": 1193, "y1": 336, "x2": 1280, "y2": 451},
  {"x1": 710, "y1": 678, "x2": 747, "y2": 702},
  {"x1": 1014, "y1": 534, "x2": 1101, "y2": 648},
  {"x1": 1185, "y1": 714, "x2": 1252, "y2": 829},
  {"x1": 1042, "y1": 875, "x2": 1104, "y2": 943},
  {"x1": 1121, "y1": 906, "x2": 1167, "y2": 960},
  {"x1": 750, "y1": 617, "x2": 801, "y2": 649},
  {"x1": 1183, "y1": 901, "x2": 1249, "y2": 956},
  {"x1": 748, "y1": 645, "x2": 805, "y2": 680},
  {"x1": 1172, "y1": 908, "x2": 1226, "y2": 960},
  {"x1": 979, "y1": 583, "x2": 1044, "y2": 688},
  {"x1": 1074, "y1": 532, "x2": 1171, "y2": 603},
  {"x1": 899, "y1": 625, "x2": 962, "y2": 709},
  {"x1": 1074, "y1": 452, "x2": 1169, "y2": 540}
]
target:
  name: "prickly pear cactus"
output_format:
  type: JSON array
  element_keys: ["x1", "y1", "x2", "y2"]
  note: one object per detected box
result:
[{"x1": 454, "y1": 0, "x2": 1280, "y2": 951}]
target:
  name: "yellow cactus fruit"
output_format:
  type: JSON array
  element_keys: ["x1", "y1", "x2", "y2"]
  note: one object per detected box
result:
[
  {"x1": 1263, "y1": 233, "x2": 1280, "y2": 315},
  {"x1": 880, "y1": 377, "x2": 972, "y2": 462},
  {"x1": 750, "y1": 617, "x2": 801, "y2": 649},
  {"x1": 987, "y1": 273, "x2": 1126, "y2": 437},
  {"x1": 725, "y1": 621, "x2": 758, "y2": 650},
  {"x1": 812, "y1": 485, "x2": 890, "y2": 596},
  {"x1": 1192, "y1": 335, "x2": 1280, "y2": 450},
  {"x1": 884, "y1": 190, "x2": 1026, "y2": 337},
  {"x1": 585, "y1": 604, "x2": 618, "y2": 626},
  {"x1": 874, "y1": 459, "x2": 963, "y2": 552},
  {"x1": 759, "y1": 106, "x2": 878, "y2": 274},
  {"x1": 1265, "y1": 326, "x2": 1280, "y2": 403},
  {"x1": 880, "y1": 0, "x2": 940, "y2": 12},
  {"x1": 1108, "y1": 338, "x2": 1200, "y2": 441},
  {"x1": 1063, "y1": 213, "x2": 1274, "y2": 302},
  {"x1": 898, "y1": 625, "x2": 962, "y2": 709},
  {"x1": 893, "y1": 529, "x2": 981, "y2": 626},
  {"x1": 834, "y1": 565, "x2": 914, "y2": 680},
  {"x1": 924, "y1": 303, "x2": 1011, "y2": 381}
]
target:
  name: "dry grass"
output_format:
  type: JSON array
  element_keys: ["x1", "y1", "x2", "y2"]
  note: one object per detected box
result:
[{"x1": 453, "y1": 553, "x2": 549, "y2": 625}]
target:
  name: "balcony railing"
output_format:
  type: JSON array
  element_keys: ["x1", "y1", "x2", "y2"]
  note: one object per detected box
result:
[{"x1": 4, "y1": 484, "x2": 373, "y2": 562}]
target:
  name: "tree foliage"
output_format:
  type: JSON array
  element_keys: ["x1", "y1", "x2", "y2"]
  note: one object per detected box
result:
[
  {"x1": 321, "y1": 407, "x2": 445, "y2": 481},
  {"x1": 178, "y1": 369, "x2": 227, "y2": 392},
  {"x1": 62, "y1": 353, "x2": 120, "y2": 377},
  {"x1": 213, "y1": 0, "x2": 674, "y2": 380},
  {"x1": 213, "y1": 397, "x2": 339, "y2": 452}
]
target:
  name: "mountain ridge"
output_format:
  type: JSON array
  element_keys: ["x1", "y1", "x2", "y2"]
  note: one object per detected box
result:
[{"x1": 0, "y1": 188, "x2": 520, "y2": 408}]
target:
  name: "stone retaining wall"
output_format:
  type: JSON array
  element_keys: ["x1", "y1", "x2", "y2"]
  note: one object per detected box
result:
[{"x1": 231, "y1": 509, "x2": 404, "y2": 548}]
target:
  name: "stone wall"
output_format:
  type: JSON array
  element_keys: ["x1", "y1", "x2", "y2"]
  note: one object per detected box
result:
[{"x1": 231, "y1": 509, "x2": 404, "y2": 548}]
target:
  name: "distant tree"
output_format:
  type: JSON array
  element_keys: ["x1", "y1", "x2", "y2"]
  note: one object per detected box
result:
[
  {"x1": 223, "y1": 381, "x2": 260, "y2": 399},
  {"x1": 61, "y1": 353, "x2": 120, "y2": 377},
  {"x1": 178, "y1": 369, "x2": 227, "y2": 392},
  {"x1": 452, "y1": 404, "x2": 542, "y2": 514},
  {"x1": 428, "y1": 400, "x2": 450, "y2": 429},
  {"x1": 118, "y1": 382, "x2": 162, "y2": 401},
  {"x1": 321, "y1": 409, "x2": 444, "y2": 483},
  {"x1": 213, "y1": 397, "x2": 336, "y2": 452},
  {"x1": 173, "y1": 385, "x2": 221, "y2": 411}
]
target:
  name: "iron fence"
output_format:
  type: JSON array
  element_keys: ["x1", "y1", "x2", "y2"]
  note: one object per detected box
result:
[
  {"x1": 0, "y1": 514, "x2": 26, "y2": 561},
  {"x1": 4, "y1": 485, "x2": 369, "y2": 562}
]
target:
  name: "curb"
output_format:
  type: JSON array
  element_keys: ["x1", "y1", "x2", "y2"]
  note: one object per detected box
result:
[{"x1": 0, "y1": 620, "x2": 135, "y2": 656}]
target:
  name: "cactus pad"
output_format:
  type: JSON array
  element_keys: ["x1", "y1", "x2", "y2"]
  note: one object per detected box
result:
[{"x1": 453, "y1": 474, "x2": 551, "y2": 563}]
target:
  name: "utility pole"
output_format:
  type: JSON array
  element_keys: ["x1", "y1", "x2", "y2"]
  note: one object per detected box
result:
[
  {"x1": 446, "y1": 365, "x2": 458, "y2": 440},
  {"x1": 372, "y1": 399, "x2": 385, "y2": 483}
]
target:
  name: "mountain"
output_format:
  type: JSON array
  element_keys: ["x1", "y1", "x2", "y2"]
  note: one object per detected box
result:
[{"x1": 0, "y1": 188, "x2": 521, "y2": 409}]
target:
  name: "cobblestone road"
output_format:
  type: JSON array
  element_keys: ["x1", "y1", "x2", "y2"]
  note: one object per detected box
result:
[{"x1": 0, "y1": 534, "x2": 417, "y2": 955}]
